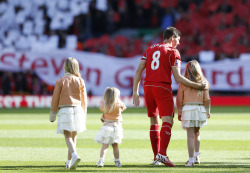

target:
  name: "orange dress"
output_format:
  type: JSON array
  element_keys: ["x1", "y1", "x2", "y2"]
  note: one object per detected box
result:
[
  {"x1": 94, "y1": 101, "x2": 126, "y2": 145},
  {"x1": 176, "y1": 84, "x2": 211, "y2": 129}
]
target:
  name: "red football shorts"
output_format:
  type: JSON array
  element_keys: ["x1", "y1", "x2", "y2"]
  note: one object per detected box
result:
[{"x1": 144, "y1": 85, "x2": 174, "y2": 118}]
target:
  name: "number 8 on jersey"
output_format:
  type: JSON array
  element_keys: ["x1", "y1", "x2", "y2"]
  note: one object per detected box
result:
[{"x1": 151, "y1": 50, "x2": 161, "y2": 70}]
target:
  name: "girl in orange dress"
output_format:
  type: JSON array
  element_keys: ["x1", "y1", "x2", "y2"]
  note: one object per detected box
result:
[
  {"x1": 176, "y1": 60, "x2": 211, "y2": 167},
  {"x1": 94, "y1": 87, "x2": 126, "y2": 167}
]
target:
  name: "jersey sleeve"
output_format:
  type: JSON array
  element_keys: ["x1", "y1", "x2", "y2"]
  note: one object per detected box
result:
[
  {"x1": 141, "y1": 47, "x2": 149, "y2": 60},
  {"x1": 170, "y1": 49, "x2": 181, "y2": 68}
]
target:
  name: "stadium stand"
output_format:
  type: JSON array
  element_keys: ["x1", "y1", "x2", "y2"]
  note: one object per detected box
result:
[{"x1": 0, "y1": 0, "x2": 249, "y2": 95}]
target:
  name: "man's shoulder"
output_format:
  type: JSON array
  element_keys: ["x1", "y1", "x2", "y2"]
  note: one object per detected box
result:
[
  {"x1": 166, "y1": 47, "x2": 180, "y2": 58},
  {"x1": 165, "y1": 46, "x2": 179, "y2": 53},
  {"x1": 159, "y1": 44, "x2": 179, "y2": 53},
  {"x1": 145, "y1": 43, "x2": 180, "y2": 57}
]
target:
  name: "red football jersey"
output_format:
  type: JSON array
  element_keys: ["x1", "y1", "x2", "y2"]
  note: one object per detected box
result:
[{"x1": 142, "y1": 43, "x2": 181, "y2": 86}]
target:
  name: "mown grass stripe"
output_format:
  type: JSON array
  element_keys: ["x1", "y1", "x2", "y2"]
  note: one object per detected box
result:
[{"x1": 0, "y1": 107, "x2": 250, "y2": 172}]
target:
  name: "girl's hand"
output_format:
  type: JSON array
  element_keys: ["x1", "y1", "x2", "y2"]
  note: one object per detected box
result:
[
  {"x1": 49, "y1": 112, "x2": 57, "y2": 122},
  {"x1": 206, "y1": 114, "x2": 210, "y2": 119},
  {"x1": 178, "y1": 114, "x2": 182, "y2": 121}
]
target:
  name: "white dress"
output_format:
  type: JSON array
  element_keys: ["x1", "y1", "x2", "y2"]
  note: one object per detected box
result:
[
  {"x1": 94, "y1": 121, "x2": 123, "y2": 145},
  {"x1": 181, "y1": 105, "x2": 207, "y2": 130},
  {"x1": 57, "y1": 105, "x2": 87, "y2": 134}
]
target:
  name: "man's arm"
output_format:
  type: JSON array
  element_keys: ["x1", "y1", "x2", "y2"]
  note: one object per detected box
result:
[
  {"x1": 132, "y1": 60, "x2": 146, "y2": 106},
  {"x1": 172, "y1": 67, "x2": 206, "y2": 89}
]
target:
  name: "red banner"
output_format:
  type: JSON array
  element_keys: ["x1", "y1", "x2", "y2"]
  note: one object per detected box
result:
[
  {"x1": 0, "y1": 95, "x2": 249, "y2": 108},
  {"x1": 1, "y1": 51, "x2": 250, "y2": 96}
]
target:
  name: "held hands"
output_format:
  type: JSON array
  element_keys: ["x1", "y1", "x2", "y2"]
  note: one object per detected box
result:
[{"x1": 132, "y1": 92, "x2": 140, "y2": 107}]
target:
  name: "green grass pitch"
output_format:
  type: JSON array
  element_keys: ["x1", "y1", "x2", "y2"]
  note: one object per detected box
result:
[{"x1": 0, "y1": 107, "x2": 250, "y2": 173}]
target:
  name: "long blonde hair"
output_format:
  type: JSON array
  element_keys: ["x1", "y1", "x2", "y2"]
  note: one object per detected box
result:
[
  {"x1": 184, "y1": 60, "x2": 207, "y2": 83},
  {"x1": 103, "y1": 87, "x2": 120, "y2": 113},
  {"x1": 184, "y1": 60, "x2": 209, "y2": 95},
  {"x1": 64, "y1": 57, "x2": 81, "y2": 77}
]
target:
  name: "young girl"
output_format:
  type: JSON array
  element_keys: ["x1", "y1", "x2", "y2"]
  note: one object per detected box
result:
[
  {"x1": 94, "y1": 87, "x2": 126, "y2": 167},
  {"x1": 49, "y1": 57, "x2": 87, "y2": 170},
  {"x1": 176, "y1": 60, "x2": 211, "y2": 167}
]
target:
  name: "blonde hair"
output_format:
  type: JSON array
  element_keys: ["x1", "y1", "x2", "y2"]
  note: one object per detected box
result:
[
  {"x1": 184, "y1": 60, "x2": 207, "y2": 83},
  {"x1": 103, "y1": 87, "x2": 121, "y2": 113},
  {"x1": 64, "y1": 57, "x2": 81, "y2": 77},
  {"x1": 184, "y1": 60, "x2": 209, "y2": 95}
]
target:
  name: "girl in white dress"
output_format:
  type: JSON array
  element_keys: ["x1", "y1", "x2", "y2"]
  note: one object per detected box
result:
[
  {"x1": 176, "y1": 60, "x2": 211, "y2": 167},
  {"x1": 94, "y1": 87, "x2": 126, "y2": 167},
  {"x1": 50, "y1": 57, "x2": 87, "y2": 170}
]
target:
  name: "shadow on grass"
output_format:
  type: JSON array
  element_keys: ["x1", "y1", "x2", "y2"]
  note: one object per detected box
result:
[{"x1": 0, "y1": 162, "x2": 249, "y2": 172}]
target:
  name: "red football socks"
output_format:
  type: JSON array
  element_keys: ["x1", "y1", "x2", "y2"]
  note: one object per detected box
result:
[
  {"x1": 159, "y1": 122, "x2": 172, "y2": 156},
  {"x1": 150, "y1": 125, "x2": 160, "y2": 159}
]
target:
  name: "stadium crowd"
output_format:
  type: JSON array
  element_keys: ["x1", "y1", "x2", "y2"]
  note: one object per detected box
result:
[{"x1": 0, "y1": 0, "x2": 250, "y2": 95}]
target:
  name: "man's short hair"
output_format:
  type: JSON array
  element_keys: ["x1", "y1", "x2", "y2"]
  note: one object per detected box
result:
[{"x1": 163, "y1": 27, "x2": 181, "y2": 40}]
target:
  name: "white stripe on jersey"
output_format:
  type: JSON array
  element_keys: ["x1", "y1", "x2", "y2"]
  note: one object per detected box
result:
[{"x1": 144, "y1": 85, "x2": 172, "y2": 94}]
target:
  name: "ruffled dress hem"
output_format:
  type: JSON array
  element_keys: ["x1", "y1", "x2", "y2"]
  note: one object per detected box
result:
[
  {"x1": 181, "y1": 105, "x2": 207, "y2": 130},
  {"x1": 56, "y1": 106, "x2": 86, "y2": 134},
  {"x1": 94, "y1": 123, "x2": 123, "y2": 145}
]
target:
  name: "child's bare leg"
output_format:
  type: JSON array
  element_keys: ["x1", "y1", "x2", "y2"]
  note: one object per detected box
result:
[
  {"x1": 112, "y1": 143, "x2": 119, "y2": 159},
  {"x1": 100, "y1": 143, "x2": 109, "y2": 159},
  {"x1": 194, "y1": 127, "x2": 200, "y2": 154},
  {"x1": 67, "y1": 150, "x2": 71, "y2": 160},
  {"x1": 186, "y1": 127, "x2": 194, "y2": 158},
  {"x1": 64, "y1": 130, "x2": 76, "y2": 157},
  {"x1": 72, "y1": 131, "x2": 77, "y2": 151},
  {"x1": 67, "y1": 131, "x2": 78, "y2": 160}
]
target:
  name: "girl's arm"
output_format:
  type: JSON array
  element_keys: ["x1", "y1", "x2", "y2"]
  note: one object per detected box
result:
[
  {"x1": 50, "y1": 80, "x2": 62, "y2": 122},
  {"x1": 100, "y1": 101, "x2": 104, "y2": 112},
  {"x1": 81, "y1": 79, "x2": 88, "y2": 114},
  {"x1": 100, "y1": 114, "x2": 105, "y2": 123},
  {"x1": 203, "y1": 89, "x2": 211, "y2": 119},
  {"x1": 176, "y1": 85, "x2": 184, "y2": 121},
  {"x1": 120, "y1": 102, "x2": 127, "y2": 111}
]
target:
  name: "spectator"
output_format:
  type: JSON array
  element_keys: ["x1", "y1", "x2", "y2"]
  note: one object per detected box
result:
[{"x1": 2, "y1": 72, "x2": 12, "y2": 95}]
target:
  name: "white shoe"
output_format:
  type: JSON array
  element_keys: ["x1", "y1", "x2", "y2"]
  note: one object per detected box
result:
[
  {"x1": 151, "y1": 160, "x2": 161, "y2": 165},
  {"x1": 69, "y1": 156, "x2": 81, "y2": 170},
  {"x1": 194, "y1": 156, "x2": 200, "y2": 164},
  {"x1": 114, "y1": 160, "x2": 122, "y2": 167},
  {"x1": 185, "y1": 160, "x2": 195, "y2": 167},
  {"x1": 97, "y1": 160, "x2": 104, "y2": 167},
  {"x1": 65, "y1": 161, "x2": 71, "y2": 169}
]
